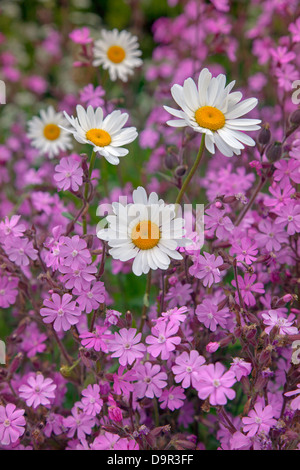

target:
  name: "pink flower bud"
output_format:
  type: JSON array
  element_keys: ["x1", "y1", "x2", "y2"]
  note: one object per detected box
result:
[
  {"x1": 108, "y1": 406, "x2": 123, "y2": 423},
  {"x1": 206, "y1": 342, "x2": 220, "y2": 353}
]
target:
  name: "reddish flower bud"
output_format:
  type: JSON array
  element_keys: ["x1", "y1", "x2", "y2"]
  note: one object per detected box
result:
[
  {"x1": 9, "y1": 352, "x2": 23, "y2": 375},
  {"x1": 258, "y1": 124, "x2": 271, "y2": 145},
  {"x1": 223, "y1": 195, "x2": 237, "y2": 204},
  {"x1": 266, "y1": 141, "x2": 282, "y2": 162},
  {"x1": 174, "y1": 165, "x2": 188, "y2": 178},
  {"x1": 289, "y1": 109, "x2": 300, "y2": 126},
  {"x1": 164, "y1": 153, "x2": 176, "y2": 170}
]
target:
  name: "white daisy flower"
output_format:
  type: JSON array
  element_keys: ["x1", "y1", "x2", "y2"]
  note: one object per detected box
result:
[
  {"x1": 92, "y1": 28, "x2": 143, "y2": 82},
  {"x1": 164, "y1": 68, "x2": 261, "y2": 158},
  {"x1": 27, "y1": 106, "x2": 73, "y2": 159},
  {"x1": 97, "y1": 186, "x2": 190, "y2": 276},
  {"x1": 61, "y1": 105, "x2": 138, "y2": 165}
]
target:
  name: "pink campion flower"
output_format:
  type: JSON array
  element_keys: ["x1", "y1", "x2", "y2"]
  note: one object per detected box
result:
[
  {"x1": 159, "y1": 386, "x2": 185, "y2": 411},
  {"x1": 0, "y1": 275, "x2": 18, "y2": 308},
  {"x1": 0, "y1": 145, "x2": 11, "y2": 163},
  {"x1": 284, "y1": 384, "x2": 300, "y2": 411},
  {"x1": 273, "y1": 201, "x2": 300, "y2": 236},
  {"x1": 205, "y1": 206, "x2": 234, "y2": 240},
  {"x1": 0, "y1": 215, "x2": 25, "y2": 240},
  {"x1": 91, "y1": 432, "x2": 120, "y2": 450},
  {"x1": 73, "y1": 281, "x2": 106, "y2": 314},
  {"x1": 229, "y1": 431, "x2": 252, "y2": 450},
  {"x1": 289, "y1": 17, "x2": 300, "y2": 42},
  {"x1": 58, "y1": 264, "x2": 97, "y2": 290},
  {"x1": 134, "y1": 362, "x2": 167, "y2": 399},
  {"x1": 43, "y1": 225, "x2": 65, "y2": 271},
  {"x1": 114, "y1": 438, "x2": 139, "y2": 450},
  {"x1": 139, "y1": 128, "x2": 160, "y2": 149},
  {"x1": 172, "y1": 350, "x2": 206, "y2": 389},
  {"x1": 255, "y1": 219, "x2": 288, "y2": 252},
  {"x1": 230, "y1": 358, "x2": 252, "y2": 381},
  {"x1": 104, "y1": 309, "x2": 122, "y2": 327},
  {"x1": 242, "y1": 403, "x2": 277, "y2": 437},
  {"x1": 79, "y1": 84, "x2": 105, "y2": 108},
  {"x1": 79, "y1": 384, "x2": 103, "y2": 416},
  {"x1": 262, "y1": 310, "x2": 298, "y2": 336},
  {"x1": 146, "y1": 321, "x2": 181, "y2": 360},
  {"x1": 80, "y1": 326, "x2": 113, "y2": 353},
  {"x1": 189, "y1": 252, "x2": 223, "y2": 287},
  {"x1": 196, "y1": 298, "x2": 229, "y2": 332},
  {"x1": 248, "y1": 72, "x2": 267, "y2": 91},
  {"x1": 112, "y1": 366, "x2": 136, "y2": 397},
  {"x1": 195, "y1": 363, "x2": 236, "y2": 406},
  {"x1": 230, "y1": 238, "x2": 258, "y2": 265},
  {"x1": 18, "y1": 373, "x2": 57, "y2": 409},
  {"x1": 275, "y1": 64, "x2": 299, "y2": 91},
  {"x1": 63, "y1": 403, "x2": 96, "y2": 440},
  {"x1": 210, "y1": 0, "x2": 230, "y2": 12},
  {"x1": 109, "y1": 328, "x2": 146, "y2": 366},
  {"x1": 154, "y1": 306, "x2": 188, "y2": 326},
  {"x1": 44, "y1": 413, "x2": 64, "y2": 438},
  {"x1": 40, "y1": 293, "x2": 82, "y2": 332},
  {"x1": 69, "y1": 27, "x2": 93, "y2": 44},
  {"x1": 59, "y1": 235, "x2": 91, "y2": 269},
  {"x1": 4, "y1": 238, "x2": 38, "y2": 267},
  {"x1": 232, "y1": 273, "x2": 265, "y2": 307},
  {"x1": 264, "y1": 183, "x2": 295, "y2": 210},
  {"x1": 164, "y1": 282, "x2": 193, "y2": 308},
  {"x1": 31, "y1": 191, "x2": 54, "y2": 215},
  {"x1": 0, "y1": 404, "x2": 26, "y2": 446},
  {"x1": 20, "y1": 323, "x2": 47, "y2": 358},
  {"x1": 54, "y1": 156, "x2": 84, "y2": 192},
  {"x1": 270, "y1": 46, "x2": 296, "y2": 65},
  {"x1": 24, "y1": 75, "x2": 47, "y2": 94},
  {"x1": 273, "y1": 159, "x2": 300, "y2": 186},
  {"x1": 178, "y1": 401, "x2": 195, "y2": 429}
]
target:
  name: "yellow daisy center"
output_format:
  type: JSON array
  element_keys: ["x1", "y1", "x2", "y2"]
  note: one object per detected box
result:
[
  {"x1": 86, "y1": 128, "x2": 112, "y2": 147},
  {"x1": 107, "y1": 45, "x2": 126, "y2": 64},
  {"x1": 131, "y1": 220, "x2": 160, "y2": 250},
  {"x1": 195, "y1": 106, "x2": 225, "y2": 131},
  {"x1": 43, "y1": 123, "x2": 61, "y2": 141}
]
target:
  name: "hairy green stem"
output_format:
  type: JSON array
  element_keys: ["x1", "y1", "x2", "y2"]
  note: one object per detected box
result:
[
  {"x1": 83, "y1": 150, "x2": 96, "y2": 234},
  {"x1": 139, "y1": 270, "x2": 152, "y2": 333},
  {"x1": 175, "y1": 134, "x2": 206, "y2": 208}
]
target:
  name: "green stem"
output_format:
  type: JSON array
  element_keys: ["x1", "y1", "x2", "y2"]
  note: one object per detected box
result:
[
  {"x1": 175, "y1": 134, "x2": 206, "y2": 208},
  {"x1": 139, "y1": 270, "x2": 152, "y2": 333},
  {"x1": 83, "y1": 150, "x2": 96, "y2": 234},
  {"x1": 235, "y1": 176, "x2": 266, "y2": 226}
]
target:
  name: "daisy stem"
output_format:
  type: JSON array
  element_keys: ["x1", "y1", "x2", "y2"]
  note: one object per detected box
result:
[
  {"x1": 175, "y1": 133, "x2": 205, "y2": 209},
  {"x1": 83, "y1": 150, "x2": 96, "y2": 234},
  {"x1": 139, "y1": 269, "x2": 152, "y2": 333}
]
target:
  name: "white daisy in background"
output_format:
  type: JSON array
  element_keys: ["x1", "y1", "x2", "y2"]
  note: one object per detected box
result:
[
  {"x1": 27, "y1": 106, "x2": 73, "y2": 159},
  {"x1": 61, "y1": 105, "x2": 138, "y2": 165},
  {"x1": 97, "y1": 186, "x2": 190, "y2": 276},
  {"x1": 92, "y1": 29, "x2": 143, "y2": 82},
  {"x1": 164, "y1": 68, "x2": 261, "y2": 158}
]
